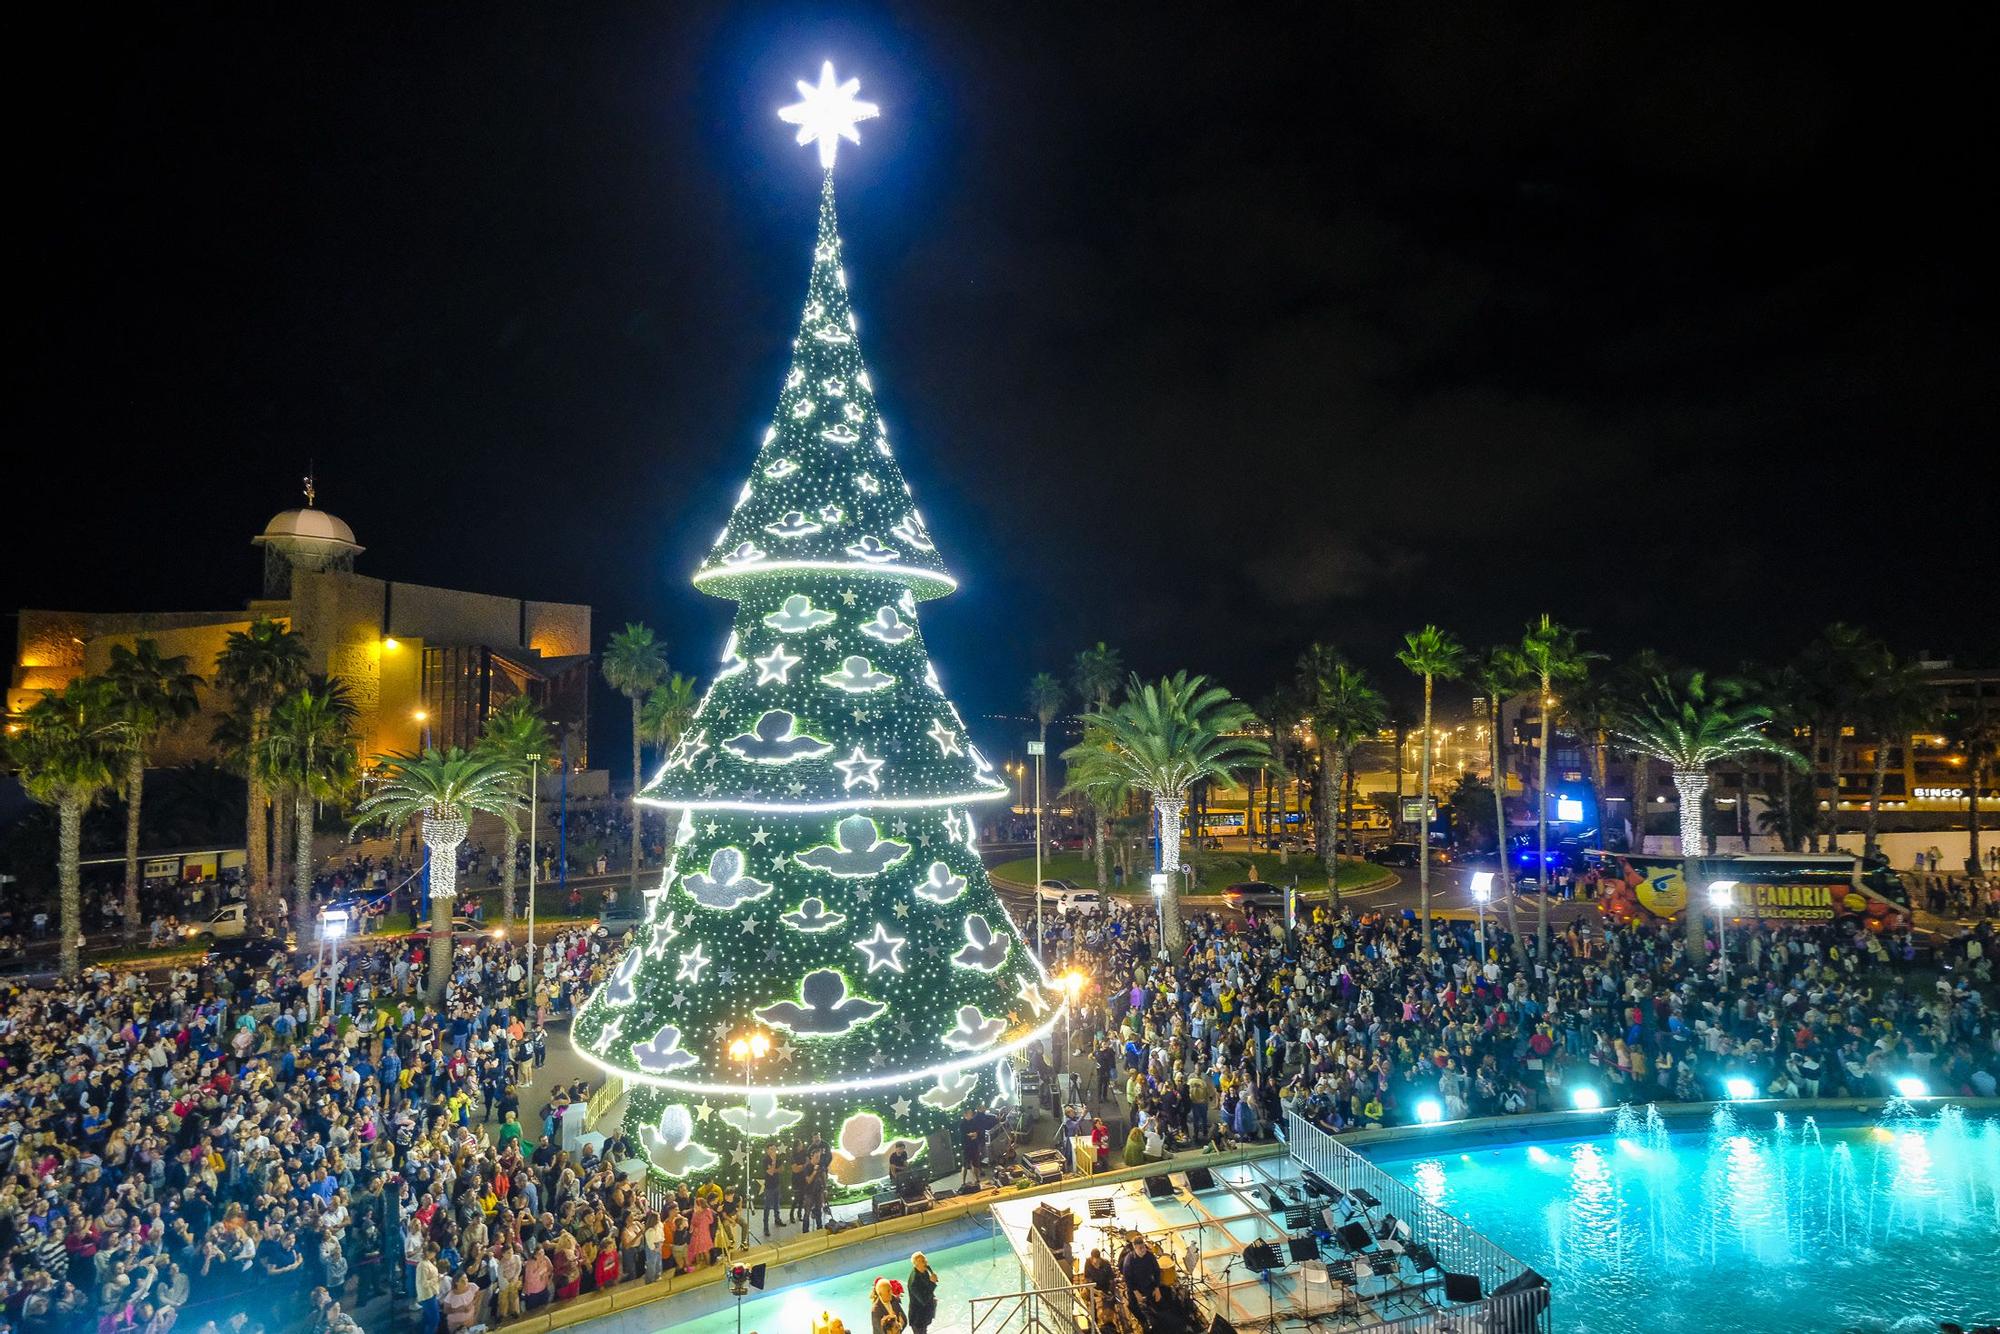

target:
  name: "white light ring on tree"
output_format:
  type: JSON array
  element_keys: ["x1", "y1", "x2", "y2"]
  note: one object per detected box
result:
[
  {"x1": 633, "y1": 788, "x2": 1010, "y2": 814},
  {"x1": 571, "y1": 1002, "x2": 1066, "y2": 1098},
  {"x1": 693, "y1": 560, "x2": 956, "y2": 601}
]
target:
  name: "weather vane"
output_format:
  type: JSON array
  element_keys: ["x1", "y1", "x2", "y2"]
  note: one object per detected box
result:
[
  {"x1": 303, "y1": 463, "x2": 317, "y2": 509},
  {"x1": 779, "y1": 61, "x2": 879, "y2": 170}
]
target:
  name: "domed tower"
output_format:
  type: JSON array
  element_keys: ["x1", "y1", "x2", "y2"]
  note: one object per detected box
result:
[{"x1": 251, "y1": 473, "x2": 363, "y2": 596}]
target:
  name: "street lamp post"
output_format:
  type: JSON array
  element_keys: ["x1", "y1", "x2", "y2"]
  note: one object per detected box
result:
[
  {"x1": 1469, "y1": 871, "x2": 1494, "y2": 960},
  {"x1": 727, "y1": 1031, "x2": 770, "y2": 1241},
  {"x1": 1029, "y1": 740, "x2": 1046, "y2": 957},
  {"x1": 526, "y1": 752, "x2": 541, "y2": 1005},
  {"x1": 1708, "y1": 880, "x2": 1737, "y2": 984}
]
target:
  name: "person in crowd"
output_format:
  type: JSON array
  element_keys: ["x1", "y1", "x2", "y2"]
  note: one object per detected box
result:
[{"x1": 907, "y1": 1251, "x2": 939, "y2": 1334}]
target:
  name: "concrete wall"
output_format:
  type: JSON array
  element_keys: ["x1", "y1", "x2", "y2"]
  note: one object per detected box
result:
[{"x1": 526, "y1": 600, "x2": 591, "y2": 658}]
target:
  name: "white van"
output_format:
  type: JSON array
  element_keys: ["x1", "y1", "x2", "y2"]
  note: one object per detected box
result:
[{"x1": 182, "y1": 902, "x2": 252, "y2": 941}]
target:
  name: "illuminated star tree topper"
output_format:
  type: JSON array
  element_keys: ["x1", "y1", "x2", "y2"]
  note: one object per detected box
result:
[{"x1": 779, "y1": 60, "x2": 880, "y2": 170}]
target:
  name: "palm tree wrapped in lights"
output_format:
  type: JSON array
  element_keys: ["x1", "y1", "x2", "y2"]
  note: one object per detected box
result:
[
  {"x1": 355, "y1": 747, "x2": 519, "y2": 1002},
  {"x1": 1082, "y1": 672, "x2": 1268, "y2": 949},
  {"x1": 1613, "y1": 672, "x2": 1802, "y2": 948}
]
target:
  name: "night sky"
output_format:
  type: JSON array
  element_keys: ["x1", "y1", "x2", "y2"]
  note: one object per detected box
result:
[{"x1": 13, "y1": 5, "x2": 1994, "y2": 761}]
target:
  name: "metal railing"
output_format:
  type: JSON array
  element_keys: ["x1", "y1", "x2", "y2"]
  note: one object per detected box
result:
[{"x1": 1285, "y1": 1111, "x2": 1551, "y2": 1333}]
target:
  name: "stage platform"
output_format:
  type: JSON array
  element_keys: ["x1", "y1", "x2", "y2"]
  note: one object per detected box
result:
[{"x1": 987, "y1": 1157, "x2": 1456, "y2": 1331}]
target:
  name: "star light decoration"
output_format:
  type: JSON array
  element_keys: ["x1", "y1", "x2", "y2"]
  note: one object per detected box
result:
[{"x1": 779, "y1": 61, "x2": 880, "y2": 171}]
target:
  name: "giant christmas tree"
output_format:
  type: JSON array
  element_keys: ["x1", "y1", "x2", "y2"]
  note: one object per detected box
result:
[{"x1": 573, "y1": 65, "x2": 1059, "y2": 1187}]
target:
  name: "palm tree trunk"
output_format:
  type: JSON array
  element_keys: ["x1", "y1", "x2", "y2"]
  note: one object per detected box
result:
[
  {"x1": 1970, "y1": 757, "x2": 1985, "y2": 877},
  {"x1": 246, "y1": 709, "x2": 270, "y2": 924},
  {"x1": 423, "y1": 817, "x2": 465, "y2": 1006},
  {"x1": 1489, "y1": 696, "x2": 1525, "y2": 966},
  {"x1": 1675, "y1": 767, "x2": 1710, "y2": 954},
  {"x1": 1535, "y1": 675, "x2": 1553, "y2": 957},
  {"x1": 1322, "y1": 751, "x2": 1343, "y2": 900},
  {"x1": 1094, "y1": 807, "x2": 1111, "y2": 888},
  {"x1": 1418, "y1": 676, "x2": 1435, "y2": 955},
  {"x1": 629, "y1": 697, "x2": 644, "y2": 897},
  {"x1": 1325, "y1": 751, "x2": 1346, "y2": 910},
  {"x1": 273, "y1": 798, "x2": 292, "y2": 921},
  {"x1": 1865, "y1": 734, "x2": 1889, "y2": 859},
  {"x1": 1590, "y1": 734, "x2": 1611, "y2": 851},
  {"x1": 59, "y1": 795, "x2": 83, "y2": 977},
  {"x1": 501, "y1": 823, "x2": 521, "y2": 926},
  {"x1": 122, "y1": 752, "x2": 145, "y2": 944},
  {"x1": 1155, "y1": 793, "x2": 1187, "y2": 952},
  {"x1": 293, "y1": 791, "x2": 315, "y2": 929}
]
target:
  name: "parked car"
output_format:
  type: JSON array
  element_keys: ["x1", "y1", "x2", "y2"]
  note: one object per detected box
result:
[
  {"x1": 599, "y1": 900, "x2": 646, "y2": 937},
  {"x1": 406, "y1": 915, "x2": 499, "y2": 941},
  {"x1": 1369, "y1": 842, "x2": 1423, "y2": 868},
  {"x1": 205, "y1": 934, "x2": 291, "y2": 966},
  {"x1": 1222, "y1": 881, "x2": 1287, "y2": 910},
  {"x1": 181, "y1": 902, "x2": 254, "y2": 942},
  {"x1": 1036, "y1": 880, "x2": 1103, "y2": 914}
]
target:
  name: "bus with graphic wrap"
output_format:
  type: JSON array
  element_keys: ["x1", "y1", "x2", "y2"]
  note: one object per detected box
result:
[{"x1": 1592, "y1": 853, "x2": 1912, "y2": 932}]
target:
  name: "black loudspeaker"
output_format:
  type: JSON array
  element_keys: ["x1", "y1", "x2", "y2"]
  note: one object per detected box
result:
[
  {"x1": 1145, "y1": 1175, "x2": 1174, "y2": 1199},
  {"x1": 1185, "y1": 1167, "x2": 1217, "y2": 1191},
  {"x1": 1208, "y1": 1317, "x2": 1236, "y2": 1334},
  {"x1": 748, "y1": 1263, "x2": 767, "y2": 1291},
  {"x1": 1442, "y1": 1272, "x2": 1482, "y2": 1303},
  {"x1": 1286, "y1": 1236, "x2": 1317, "y2": 1262},
  {"x1": 1336, "y1": 1223, "x2": 1371, "y2": 1253},
  {"x1": 1031, "y1": 1203, "x2": 1076, "y2": 1248},
  {"x1": 1242, "y1": 1242, "x2": 1280, "y2": 1273}
]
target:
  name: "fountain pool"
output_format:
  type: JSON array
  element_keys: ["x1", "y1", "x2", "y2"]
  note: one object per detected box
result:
[{"x1": 1364, "y1": 1101, "x2": 2000, "y2": 1333}]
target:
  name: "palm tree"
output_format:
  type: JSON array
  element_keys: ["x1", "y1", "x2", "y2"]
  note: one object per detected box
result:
[
  {"x1": 639, "y1": 674, "x2": 699, "y2": 775},
  {"x1": 355, "y1": 748, "x2": 519, "y2": 1003},
  {"x1": 1472, "y1": 647, "x2": 1529, "y2": 963},
  {"x1": 1858, "y1": 655, "x2": 1936, "y2": 860},
  {"x1": 1613, "y1": 672, "x2": 1803, "y2": 950},
  {"x1": 1518, "y1": 616, "x2": 1600, "y2": 956},
  {"x1": 1296, "y1": 643, "x2": 1343, "y2": 867},
  {"x1": 1082, "y1": 673, "x2": 1269, "y2": 949},
  {"x1": 6, "y1": 678, "x2": 121, "y2": 975},
  {"x1": 1396, "y1": 627, "x2": 1467, "y2": 954},
  {"x1": 260, "y1": 681, "x2": 358, "y2": 929},
  {"x1": 1556, "y1": 674, "x2": 1619, "y2": 848},
  {"x1": 1061, "y1": 725, "x2": 1132, "y2": 890},
  {"x1": 1072, "y1": 643, "x2": 1124, "y2": 715},
  {"x1": 1798, "y1": 623, "x2": 1886, "y2": 851},
  {"x1": 602, "y1": 622, "x2": 669, "y2": 897},
  {"x1": 1944, "y1": 691, "x2": 1998, "y2": 878},
  {"x1": 478, "y1": 696, "x2": 555, "y2": 926},
  {"x1": 1257, "y1": 689, "x2": 1299, "y2": 864},
  {"x1": 1306, "y1": 659, "x2": 1385, "y2": 907},
  {"x1": 214, "y1": 619, "x2": 307, "y2": 924},
  {"x1": 102, "y1": 640, "x2": 203, "y2": 943}
]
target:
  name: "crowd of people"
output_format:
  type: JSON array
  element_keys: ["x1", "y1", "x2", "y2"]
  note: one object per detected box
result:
[
  {"x1": 0, "y1": 916, "x2": 643, "y2": 1334},
  {"x1": 1040, "y1": 895, "x2": 1998, "y2": 1148}
]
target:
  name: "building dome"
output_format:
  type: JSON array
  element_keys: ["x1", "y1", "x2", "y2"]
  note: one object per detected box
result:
[{"x1": 253, "y1": 507, "x2": 363, "y2": 571}]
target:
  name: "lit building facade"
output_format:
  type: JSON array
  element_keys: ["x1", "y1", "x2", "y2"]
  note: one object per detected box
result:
[{"x1": 9, "y1": 502, "x2": 591, "y2": 769}]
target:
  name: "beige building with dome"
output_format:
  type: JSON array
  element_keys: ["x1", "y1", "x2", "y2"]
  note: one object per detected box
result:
[{"x1": 8, "y1": 498, "x2": 591, "y2": 769}]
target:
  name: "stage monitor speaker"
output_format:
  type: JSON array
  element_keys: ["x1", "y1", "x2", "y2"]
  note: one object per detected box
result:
[
  {"x1": 1336, "y1": 1223, "x2": 1372, "y2": 1253},
  {"x1": 1145, "y1": 1175, "x2": 1175, "y2": 1199},
  {"x1": 1286, "y1": 1236, "x2": 1318, "y2": 1262},
  {"x1": 1262, "y1": 1186, "x2": 1288, "y2": 1211},
  {"x1": 1208, "y1": 1317, "x2": 1237, "y2": 1334},
  {"x1": 1185, "y1": 1166, "x2": 1217, "y2": 1192},
  {"x1": 1443, "y1": 1272, "x2": 1483, "y2": 1303},
  {"x1": 1300, "y1": 1170, "x2": 1335, "y2": 1198},
  {"x1": 748, "y1": 1263, "x2": 767, "y2": 1291},
  {"x1": 1242, "y1": 1242, "x2": 1280, "y2": 1273}
]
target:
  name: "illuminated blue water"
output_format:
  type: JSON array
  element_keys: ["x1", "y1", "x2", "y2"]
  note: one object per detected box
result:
[{"x1": 1365, "y1": 1103, "x2": 2000, "y2": 1333}]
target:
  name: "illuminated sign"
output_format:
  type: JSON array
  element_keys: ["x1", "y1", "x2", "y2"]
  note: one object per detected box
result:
[{"x1": 1555, "y1": 798, "x2": 1585, "y2": 822}]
